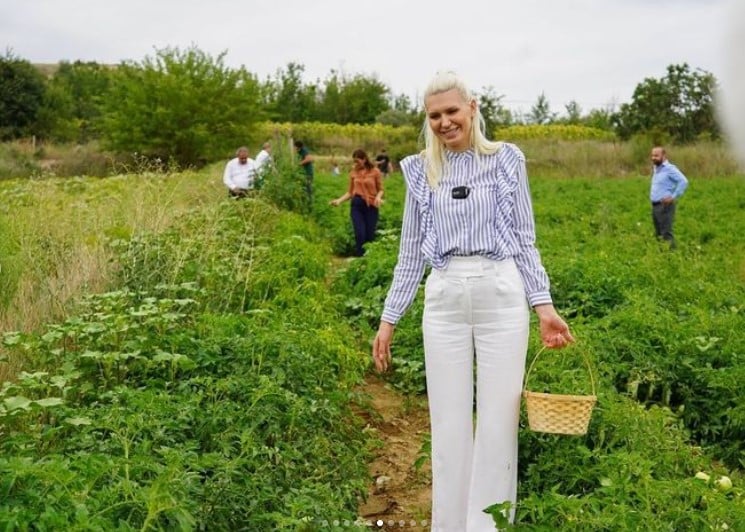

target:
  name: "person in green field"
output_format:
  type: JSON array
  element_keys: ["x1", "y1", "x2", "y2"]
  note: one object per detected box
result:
[
  {"x1": 375, "y1": 148, "x2": 392, "y2": 178},
  {"x1": 650, "y1": 146, "x2": 688, "y2": 249},
  {"x1": 294, "y1": 140, "x2": 314, "y2": 204},
  {"x1": 372, "y1": 71, "x2": 574, "y2": 531},
  {"x1": 222, "y1": 146, "x2": 256, "y2": 198},
  {"x1": 330, "y1": 149, "x2": 384, "y2": 257}
]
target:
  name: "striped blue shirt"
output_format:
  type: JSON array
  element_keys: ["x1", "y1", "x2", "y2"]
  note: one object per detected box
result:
[
  {"x1": 650, "y1": 161, "x2": 688, "y2": 202},
  {"x1": 381, "y1": 143, "x2": 552, "y2": 325}
]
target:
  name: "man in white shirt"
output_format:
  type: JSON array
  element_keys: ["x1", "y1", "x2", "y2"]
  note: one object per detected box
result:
[
  {"x1": 253, "y1": 142, "x2": 273, "y2": 189},
  {"x1": 223, "y1": 146, "x2": 256, "y2": 198},
  {"x1": 254, "y1": 142, "x2": 272, "y2": 173}
]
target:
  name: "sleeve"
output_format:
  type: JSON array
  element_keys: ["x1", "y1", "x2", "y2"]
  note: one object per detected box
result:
[
  {"x1": 670, "y1": 165, "x2": 689, "y2": 198},
  {"x1": 223, "y1": 161, "x2": 233, "y2": 188},
  {"x1": 381, "y1": 158, "x2": 427, "y2": 324},
  {"x1": 509, "y1": 146, "x2": 553, "y2": 307}
]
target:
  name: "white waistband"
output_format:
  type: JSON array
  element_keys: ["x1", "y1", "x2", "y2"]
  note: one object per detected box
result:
[{"x1": 434, "y1": 256, "x2": 515, "y2": 277}]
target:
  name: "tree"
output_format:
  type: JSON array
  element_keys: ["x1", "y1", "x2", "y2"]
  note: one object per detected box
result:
[
  {"x1": 263, "y1": 62, "x2": 318, "y2": 123},
  {"x1": 528, "y1": 92, "x2": 556, "y2": 125},
  {"x1": 564, "y1": 100, "x2": 582, "y2": 124},
  {"x1": 0, "y1": 50, "x2": 46, "y2": 140},
  {"x1": 583, "y1": 106, "x2": 615, "y2": 131},
  {"x1": 376, "y1": 109, "x2": 413, "y2": 127},
  {"x1": 336, "y1": 74, "x2": 389, "y2": 124},
  {"x1": 316, "y1": 71, "x2": 390, "y2": 124},
  {"x1": 39, "y1": 61, "x2": 114, "y2": 142},
  {"x1": 476, "y1": 86, "x2": 513, "y2": 136},
  {"x1": 99, "y1": 46, "x2": 264, "y2": 166},
  {"x1": 376, "y1": 92, "x2": 421, "y2": 127},
  {"x1": 613, "y1": 63, "x2": 718, "y2": 142},
  {"x1": 392, "y1": 93, "x2": 414, "y2": 114}
]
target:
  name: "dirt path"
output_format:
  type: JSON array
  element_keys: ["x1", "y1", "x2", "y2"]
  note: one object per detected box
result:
[
  {"x1": 326, "y1": 256, "x2": 433, "y2": 528},
  {"x1": 356, "y1": 375, "x2": 432, "y2": 530}
]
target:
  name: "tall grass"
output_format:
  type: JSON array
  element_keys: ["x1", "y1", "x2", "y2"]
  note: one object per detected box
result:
[
  {"x1": 0, "y1": 140, "x2": 135, "y2": 180},
  {"x1": 515, "y1": 139, "x2": 742, "y2": 178},
  {"x1": 0, "y1": 165, "x2": 226, "y2": 343},
  {"x1": 0, "y1": 142, "x2": 40, "y2": 180}
]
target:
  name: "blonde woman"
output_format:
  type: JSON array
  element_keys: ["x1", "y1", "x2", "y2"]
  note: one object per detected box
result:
[{"x1": 372, "y1": 72, "x2": 573, "y2": 531}]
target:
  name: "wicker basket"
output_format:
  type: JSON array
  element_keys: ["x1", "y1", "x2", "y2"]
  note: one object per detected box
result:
[{"x1": 522, "y1": 346, "x2": 597, "y2": 435}]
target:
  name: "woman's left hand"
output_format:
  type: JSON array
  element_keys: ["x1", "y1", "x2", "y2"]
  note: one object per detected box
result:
[{"x1": 534, "y1": 304, "x2": 575, "y2": 348}]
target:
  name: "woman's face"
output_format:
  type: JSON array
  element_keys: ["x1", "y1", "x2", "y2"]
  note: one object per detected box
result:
[
  {"x1": 425, "y1": 88, "x2": 476, "y2": 152},
  {"x1": 353, "y1": 156, "x2": 365, "y2": 169}
]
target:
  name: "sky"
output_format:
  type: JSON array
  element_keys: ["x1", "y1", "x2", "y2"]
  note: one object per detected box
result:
[{"x1": 0, "y1": 0, "x2": 738, "y2": 117}]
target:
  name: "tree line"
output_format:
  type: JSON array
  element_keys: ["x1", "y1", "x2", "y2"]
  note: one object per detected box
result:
[{"x1": 0, "y1": 46, "x2": 719, "y2": 166}]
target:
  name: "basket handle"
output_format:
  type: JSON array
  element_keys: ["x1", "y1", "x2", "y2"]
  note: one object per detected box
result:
[{"x1": 523, "y1": 344, "x2": 596, "y2": 396}]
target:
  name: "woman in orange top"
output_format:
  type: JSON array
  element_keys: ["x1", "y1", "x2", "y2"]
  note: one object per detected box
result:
[{"x1": 330, "y1": 149, "x2": 384, "y2": 256}]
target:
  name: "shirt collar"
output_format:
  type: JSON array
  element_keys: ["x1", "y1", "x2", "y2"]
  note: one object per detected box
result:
[
  {"x1": 445, "y1": 149, "x2": 475, "y2": 161},
  {"x1": 654, "y1": 160, "x2": 670, "y2": 171}
]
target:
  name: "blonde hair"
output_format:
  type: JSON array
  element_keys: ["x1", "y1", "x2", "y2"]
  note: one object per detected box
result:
[{"x1": 421, "y1": 71, "x2": 502, "y2": 188}]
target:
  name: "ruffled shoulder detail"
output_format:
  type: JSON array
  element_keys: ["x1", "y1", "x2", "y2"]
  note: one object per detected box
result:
[
  {"x1": 400, "y1": 153, "x2": 442, "y2": 267},
  {"x1": 400, "y1": 154, "x2": 425, "y2": 187},
  {"x1": 400, "y1": 153, "x2": 432, "y2": 212},
  {"x1": 497, "y1": 143, "x2": 524, "y2": 183},
  {"x1": 494, "y1": 143, "x2": 525, "y2": 222}
]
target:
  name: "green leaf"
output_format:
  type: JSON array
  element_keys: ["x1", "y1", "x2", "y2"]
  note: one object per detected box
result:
[
  {"x1": 2, "y1": 332, "x2": 22, "y2": 346},
  {"x1": 41, "y1": 330, "x2": 64, "y2": 344},
  {"x1": 65, "y1": 416, "x2": 93, "y2": 426},
  {"x1": 4, "y1": 396, "x2": 32, "y2": 411},
  {"x1": 153, "y1": 351, "x2": 176, "y2": 362},
  {"x1": 19, "y1": 371, "x2": 49, "y2": 381},
  {"x1": 50, "y1": 375, "x2": 69, "y2": 389},
  {"x1": 34, "y1": 397, "x2": 65, "y2": 407}
]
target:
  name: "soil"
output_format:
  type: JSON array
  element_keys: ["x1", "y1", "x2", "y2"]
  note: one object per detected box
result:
[
  {"x1": 327, "y1": 257, "x2": 433, "y2": 529},
  {"x1": 356, "y1": 374, "x2": 433, "y2": 530}
]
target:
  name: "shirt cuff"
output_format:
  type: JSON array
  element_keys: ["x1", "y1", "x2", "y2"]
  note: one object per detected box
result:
[
  {"x1": 527, "y1": 291, "x2": 553, "y2": 308},
  {"x1": 380, "y1": 308, "x2": 402, "y2": 326}
]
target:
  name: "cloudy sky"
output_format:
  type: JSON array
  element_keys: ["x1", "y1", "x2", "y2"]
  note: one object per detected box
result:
[{"x1": 1, "y1": 0, "x2": 737, "y2": 116}]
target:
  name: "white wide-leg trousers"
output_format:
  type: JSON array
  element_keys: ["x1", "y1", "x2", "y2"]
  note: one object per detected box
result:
[{"x1": 422, "y1": 256, "x2": 530, "y2": 532}]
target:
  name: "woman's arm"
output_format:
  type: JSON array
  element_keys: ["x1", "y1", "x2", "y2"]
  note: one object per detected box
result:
[
  {"x1": 509, "y1": 146, "x2": 552, "y2": 307},
  {"x1": 330, "y1": 192, "x2": 351, "y2": 206}
]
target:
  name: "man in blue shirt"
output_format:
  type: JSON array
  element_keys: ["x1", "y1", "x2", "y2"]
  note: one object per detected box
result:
[{"x1": 650, "y1": 146, "x2": 688, "y2": 248}]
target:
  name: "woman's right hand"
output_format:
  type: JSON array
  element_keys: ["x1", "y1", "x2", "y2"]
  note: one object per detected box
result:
[
  {"x1": 372, "y1": 321, "x2": 395, "y2": 372},
  {"x1": 534, "y1": 304, "x2": 575, "y2": 348}
]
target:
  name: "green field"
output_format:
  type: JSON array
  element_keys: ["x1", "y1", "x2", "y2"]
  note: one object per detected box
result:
[{"x1": 1, "y1": 145, "x2": 744, "y2": 529}]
